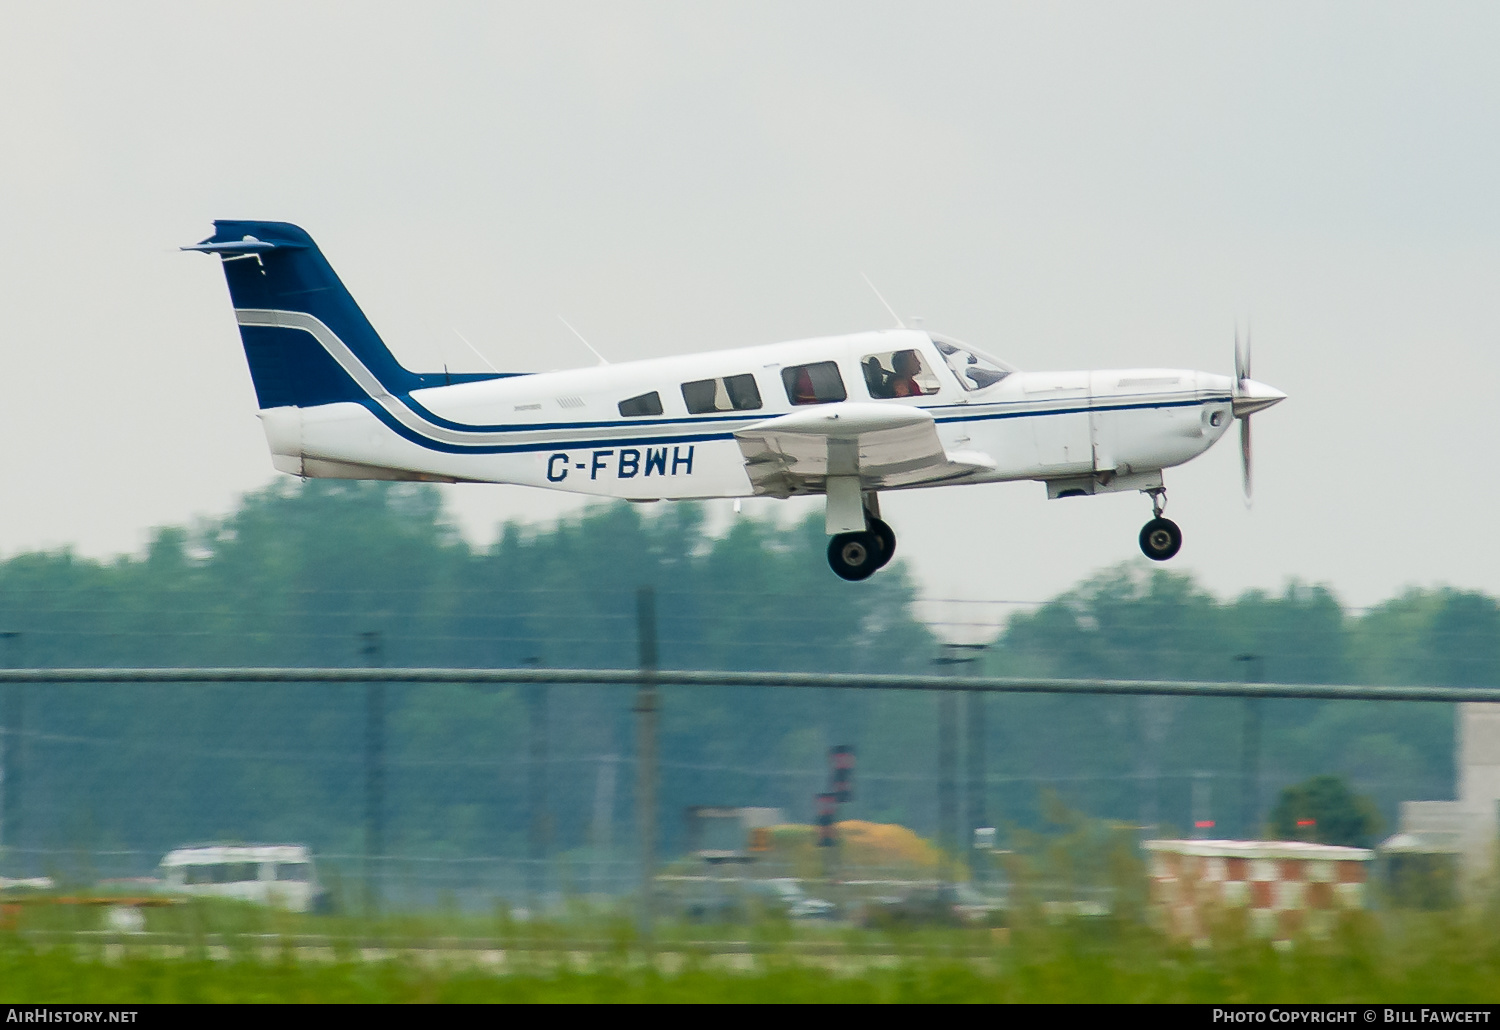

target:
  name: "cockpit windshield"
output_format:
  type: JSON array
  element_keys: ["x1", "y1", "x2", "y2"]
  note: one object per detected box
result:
[{"x1": 930, "y1": 334, "x2": 1015, "y2": 391}]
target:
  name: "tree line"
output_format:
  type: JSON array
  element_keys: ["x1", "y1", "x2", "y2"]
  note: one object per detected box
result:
[{"x1": 0, "y1": 480, "x2": 1490, "y2": 881}]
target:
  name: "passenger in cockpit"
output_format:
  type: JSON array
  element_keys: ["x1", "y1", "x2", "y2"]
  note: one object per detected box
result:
[{"x1": 891, "y1": 350, "x2": 923, "y2": 398}]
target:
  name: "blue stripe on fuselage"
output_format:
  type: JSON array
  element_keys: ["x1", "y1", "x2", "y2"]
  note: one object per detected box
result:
[{"x1": 341, "y1": 393, "x2": 1231, "y2": 455}]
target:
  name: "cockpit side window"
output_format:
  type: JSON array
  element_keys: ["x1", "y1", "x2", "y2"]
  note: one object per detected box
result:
[
  {"x1": 682, "y1": 374, "x2": 763, "y2": 414},
  {"x1": 618, "y1": 391, "x2": 664, "y2": 417},
  {"x1": 860, "y1": 349, "x2": 941, "y2": 399},
  {"x1": 781, "y1": 362, "x2": 847, "y2": 405},
  {"x1": 931, "y1": 336, "x2": 1014, "y2": 391}
]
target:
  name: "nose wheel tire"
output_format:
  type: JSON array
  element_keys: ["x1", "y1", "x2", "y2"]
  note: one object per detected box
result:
[
  {"x1": 1139, "y1": 517, "x2": 1183, "y2": 561},
  {"x1": 868, "y1": 518, "x2": 896, "y2": 569},
  {"x1": 828, "y1": 531, "x2": 882, "y2": 580}
]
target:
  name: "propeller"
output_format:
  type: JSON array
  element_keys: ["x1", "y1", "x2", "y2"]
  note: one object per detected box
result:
[
  {"x1": 1230, "y1": 324, "x2": 1286, "y2": 503},
  {"x1": 1235, "y1": 327, "x2": 1252, "y2": 502}
]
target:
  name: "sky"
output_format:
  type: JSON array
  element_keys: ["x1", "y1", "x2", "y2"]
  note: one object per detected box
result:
[{"x1": 1, "y1": 2, "x2": 1498, "y2": 639}]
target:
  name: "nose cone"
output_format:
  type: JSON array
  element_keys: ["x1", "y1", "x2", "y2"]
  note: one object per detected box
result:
[{"x1": 1232, "y1": 379, "x2": 1286, "y2": 418}]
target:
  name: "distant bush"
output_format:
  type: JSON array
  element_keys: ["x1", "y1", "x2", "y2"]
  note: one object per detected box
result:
[{"x1": 1268, "y1": 775, "x2": 1382, "y2": 848}]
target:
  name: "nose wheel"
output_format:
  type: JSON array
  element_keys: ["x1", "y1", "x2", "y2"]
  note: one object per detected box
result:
[
  {"x1": 1139, "y1": 518, "x2": 1182, "y2": 561},
  {"x1": 1138, "y1": 487, "x2": 1182, "y2": 561},
  {"x1": 828, "y1": 517, "x2": 897, "y2": 580}
]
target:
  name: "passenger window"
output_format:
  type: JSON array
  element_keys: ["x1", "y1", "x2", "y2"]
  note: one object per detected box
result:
[
  {"x1": 861, "y1": 349, "x2": 941, "y2": 399},
  {"x1": 781, "y1": 362, "x2": 847, "y2": 406},
  {"x1": 276, "y1": 862, "x2": 311, "y2": 882},
  {"x1": 617, "y1": 391, "x2": 663, "y2": 417},
  {"x1": 682, "y1": 374, "x2": 762, "y2": 414},
  {"x1": 222, "y1": 862, "x2": 258, "y2": 883}
]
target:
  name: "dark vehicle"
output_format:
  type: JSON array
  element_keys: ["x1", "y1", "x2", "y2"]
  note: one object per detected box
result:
[{"x1": 857, "y1": 883, "x2": 1006, "y2": 928}]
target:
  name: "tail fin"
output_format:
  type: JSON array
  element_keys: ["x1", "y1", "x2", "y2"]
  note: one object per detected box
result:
[{"x1": 185, "y1": 220, "x2": 504, "y2": 409}]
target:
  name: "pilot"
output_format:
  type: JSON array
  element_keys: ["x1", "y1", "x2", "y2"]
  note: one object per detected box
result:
[
  {"x1": 890, "y1": 350, "x2": 924, "y2": 397},
  {"x1": 792, "y1": 367, "x2": 818, "y2": 404}
]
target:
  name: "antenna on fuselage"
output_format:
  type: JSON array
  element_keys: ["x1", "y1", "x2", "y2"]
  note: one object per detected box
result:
[
  {"x1": 452, "y1": 328, "x2": 500, "y2": 373},
  {"x1": 860, "y1": 272, "x2": 907, "y2": 329},
  {"x1": 558, "y1": 316, "x2": 610, "y2": 366}
]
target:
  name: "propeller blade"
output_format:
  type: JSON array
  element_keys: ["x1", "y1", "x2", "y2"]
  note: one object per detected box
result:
[
  {"x1": 1240, "y1": 415, "x2": 1253, "y2": 503},
  {"x1": 1234, "y1": 327, "x2": 1246, "y2": 386}
]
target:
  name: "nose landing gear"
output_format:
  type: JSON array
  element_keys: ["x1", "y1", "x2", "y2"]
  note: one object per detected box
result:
[{"x1": 1139, "y1": 487, "x2": 1182, "y2": 561}]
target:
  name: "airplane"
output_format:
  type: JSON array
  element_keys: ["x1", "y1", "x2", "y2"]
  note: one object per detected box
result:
[{"x1": 185, "y1": 220, "x2": 1286, "y2": 581}]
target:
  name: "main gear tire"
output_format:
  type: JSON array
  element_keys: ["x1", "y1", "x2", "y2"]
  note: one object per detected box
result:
[
  {"x1": 869, "y1": 518, "x2": 896, "y2": 569},
  {"x1": 828, "y1": 531, "x2": 882, "y2": 581}
]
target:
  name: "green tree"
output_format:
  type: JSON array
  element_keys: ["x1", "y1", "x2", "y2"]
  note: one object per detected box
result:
[{"x1": 1267, "y1": 774, "x2": 1382, "y2": 848}]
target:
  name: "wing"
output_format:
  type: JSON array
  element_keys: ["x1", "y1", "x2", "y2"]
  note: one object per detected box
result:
[{"x1": 733, "y1": 402, "x2": 995, "y2": 498}]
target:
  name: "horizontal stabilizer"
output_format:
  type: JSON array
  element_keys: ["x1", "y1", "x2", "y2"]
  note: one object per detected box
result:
[{"x1": 181, "y1": 236, "x2": 294, "y2": 256}]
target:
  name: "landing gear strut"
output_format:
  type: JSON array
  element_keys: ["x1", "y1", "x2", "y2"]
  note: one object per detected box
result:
[{"x1": 1139, "y1": 487, "x2": 1182, "y2": 561}]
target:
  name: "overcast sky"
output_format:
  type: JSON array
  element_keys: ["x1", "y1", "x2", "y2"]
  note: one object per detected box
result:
[{"x1": 2, "y1": 2, "x2": 1497, "y2": 637}]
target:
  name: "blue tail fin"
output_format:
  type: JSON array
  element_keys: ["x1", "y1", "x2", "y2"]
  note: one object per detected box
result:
[{"x1": 186, "y1": 220, "x2": 506, "y2": 409}]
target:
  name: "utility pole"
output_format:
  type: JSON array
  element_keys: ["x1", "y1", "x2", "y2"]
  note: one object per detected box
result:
[
  {"x1": 965, "y1": 665, "x2": 989, "y2": 886},
  {"x1": 362, "y1": 631, "x2": 385, "y2": 918},
  {"x1": 634, "y1": 588, "x2": 659, "y2": 945},
  {"x1": 934, "y1": 644, "x2": 982, "y2": 892},
  {"x1": 525, "y1": 657, "x2": 549, "y2": 906},
  {"x1": 1236, "y1": 654, "x2": 1264, "y2": 839},
  {"x1": 1138, "y1": 696, "x2": 1174, "y2": 835},
  {"x1": 1191, "y1": 771, "x2": 1213, "y2": 838},
  {"x1": 0, "y1": 632, "x2": 20, "y2": 868}
]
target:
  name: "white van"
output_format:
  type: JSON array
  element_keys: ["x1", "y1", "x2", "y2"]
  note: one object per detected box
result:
[{"x1": 158, "y1": 844, "x2": 328, "y2": 913}]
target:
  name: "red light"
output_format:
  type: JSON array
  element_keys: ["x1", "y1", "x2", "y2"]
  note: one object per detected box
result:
[
  {"x1": 1296, "y1": 819, "x2": 1316, "y2": 827},
  {"x1": 1194, "y1": 820, "x2": 1215, "y2": 828}
]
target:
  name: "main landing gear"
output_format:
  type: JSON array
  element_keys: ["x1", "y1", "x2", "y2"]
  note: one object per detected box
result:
[
  {"x1": 828, "y1": 517, "x2": 896, "y2": 581},
  {"x1": 1139, "y1": 487, "x2": 1182, "y2": 562}
]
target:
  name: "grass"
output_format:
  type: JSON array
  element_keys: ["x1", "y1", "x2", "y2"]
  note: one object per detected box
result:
[{"x1": 4, "y1": 899, "x2": 1500, "y2": 1002}]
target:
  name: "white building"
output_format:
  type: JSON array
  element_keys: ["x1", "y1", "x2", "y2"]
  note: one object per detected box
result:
[{"x1": 1393, "y1": 702, "x2": 1500, "y2": 880}]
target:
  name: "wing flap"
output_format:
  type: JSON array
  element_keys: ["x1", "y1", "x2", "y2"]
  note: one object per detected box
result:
[{"x1": 734, "y1": 403, "x2": 993, "y2": 497}]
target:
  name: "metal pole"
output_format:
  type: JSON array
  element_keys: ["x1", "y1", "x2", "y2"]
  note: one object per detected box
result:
[
  {"x1": 934, "y1": 645, "x2": 978, "y2": 891},
  {"x1": 0, "y1": 633, "x2": 19, "y2": 867},
  {"x1": 1236, "y1": 654, "x2": 1263, "y2": 839},
  {"x1": 635, "y1": 588, "x2": 658, "y2": 944},
  {"x1": 362, "y1": 631, "x2": 384, "y2": 917},
  {"x1": 1242, "y1": 700, "x2": 1262, "y2": 838},
  {"x1": 938, "y1": 691, "x2": 957, "y2": 890},
  {"x1": 965, "y1": 689, "x2": 987, "y2": 885},
  {"x1": 4, "y1": 668, "x2": 1500, "y2": 704},
  {"x1": 1138, "y1": 697, "x2": 1168, "y2": 834},
  {"x1": 1192, "y1": 771, "x2": 1212, "y2": 838},
  {"x1": 526, "y1": 673, "x2": 549, "y2": 905}
]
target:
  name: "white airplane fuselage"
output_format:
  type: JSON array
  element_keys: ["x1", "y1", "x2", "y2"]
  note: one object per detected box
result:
[{"x1": 262, "y1": 328, "x2": 1236, "y2": 501}]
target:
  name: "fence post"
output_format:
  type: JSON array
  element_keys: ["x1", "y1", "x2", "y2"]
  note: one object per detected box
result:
[
  {"x1": 0, "y1": 632, "x2": 20, "y2": 868},
  {"x1": 362, "y1": 631, "x2": 385, "y2": 917},
  {"x1": 965, "y1": 688, "x2": 987, "y2": 885},
  {"x1": 526, "y1": 665, "x2": 550, "y2": 907},
  {"x1": 1236, "y1": 654, "x2": 1264, "y2": 839},
  {"x1": 635, "y1": 588, "x2": 659, "y2": 945}
]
